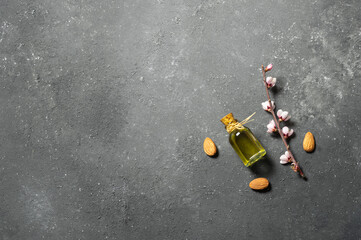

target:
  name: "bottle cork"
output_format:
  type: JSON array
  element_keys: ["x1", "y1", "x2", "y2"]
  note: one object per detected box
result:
[{"x1": 221, "y1": 113, "x2": 237, "y2": 126}]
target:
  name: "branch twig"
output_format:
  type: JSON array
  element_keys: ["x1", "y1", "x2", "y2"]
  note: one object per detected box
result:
[{"x1": 261, "y1": 65, "x2": 305, "y2": 179}]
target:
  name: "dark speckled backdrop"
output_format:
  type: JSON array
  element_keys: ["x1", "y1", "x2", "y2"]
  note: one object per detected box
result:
[{"x1": 0, "y1": 0, "x2": 360, "y2": 239}]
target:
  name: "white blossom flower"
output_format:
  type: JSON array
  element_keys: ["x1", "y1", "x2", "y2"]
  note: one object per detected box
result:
[
  {"x1": 280, "y1": 151, "x2": 291, "y2": 164},
  {"x1": 282, "y1": 126, "x2": 294, "y2": 139},
  {"x1": 267, "y1": 120, "x2": 277, "y2": 133},
  {"x1": 266, "y1": 77, "x2": 276, "y2": 88},
  {"x1": 262, "y1": 101, "x2": 275, "y2": 112},
  {"x1": 277, "y1": 109, "x2": 291, "y2": 122}
]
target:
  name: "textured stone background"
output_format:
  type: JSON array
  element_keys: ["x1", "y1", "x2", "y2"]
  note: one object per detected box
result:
[{"x1": 1, "y1": 0, "x2": 361, "y2": 239}]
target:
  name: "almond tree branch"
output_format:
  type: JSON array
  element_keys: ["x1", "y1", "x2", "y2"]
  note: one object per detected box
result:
[{"x1": 261, "y1": 65, "x2": 305, "y2": 178}]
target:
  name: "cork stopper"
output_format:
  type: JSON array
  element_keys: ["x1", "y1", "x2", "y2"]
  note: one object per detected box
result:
[{"x1": 220, "y1": 113, "x2": 237, "y2": 126}]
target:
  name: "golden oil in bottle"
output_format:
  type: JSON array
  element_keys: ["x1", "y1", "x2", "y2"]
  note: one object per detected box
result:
[{"x1": 221, "y1": 113, "x2": 266, "y2": 167}]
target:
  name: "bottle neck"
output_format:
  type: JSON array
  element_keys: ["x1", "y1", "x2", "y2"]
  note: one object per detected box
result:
[{"x1": 225, "y1": 121, "x2": 246, "y2": 133}]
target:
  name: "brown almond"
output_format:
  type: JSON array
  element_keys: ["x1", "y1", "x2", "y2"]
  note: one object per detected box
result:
[
  {"x1": 303, "y1": 132, "x2": 315, "y2": 152},
  {"x1": 203, "y1": 137, "x2": 217, "y2": 156},
  {"x1": 249, "y1": 178, "x2": 269, "y2": 190}
]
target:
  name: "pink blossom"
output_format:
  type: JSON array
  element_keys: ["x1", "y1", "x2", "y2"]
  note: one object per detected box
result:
[
  {"x1": 265, "y1": 64, "x2": 273, "y2": 72},
  {"x1": 282, "y1": 126, "x2": 294, "y2": 139},
  {"x1": 280, "y1": 151, "x2": 291, "y2": 164},
  {"x1": 277, "y1": 109, "x2": 291, "y2": 122},
  {"x1": 261, "y1": 101, "x2": 275, "y2": 112},
  {"x1": 267, "y1": 120, "x2": 277, "y2": 133},
  {"x1": 266, "y1": 77, "x2": 276, "y2": 88}
]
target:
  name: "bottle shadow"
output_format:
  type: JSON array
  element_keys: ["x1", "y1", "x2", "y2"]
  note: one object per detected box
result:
[
  {"x1": 248, "y1": 156, "x2": 274, "y2": 193},
  {"x1": 248, "y1": 155, "x2": 274, "y2": 177}
]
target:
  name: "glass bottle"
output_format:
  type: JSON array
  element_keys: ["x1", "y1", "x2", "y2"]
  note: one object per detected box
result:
[{"x1": 221, "y1": 113, "x2": 266, "y2": 167}]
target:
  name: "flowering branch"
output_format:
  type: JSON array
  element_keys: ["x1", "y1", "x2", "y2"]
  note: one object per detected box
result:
[{"x1": 261, "y1": 64, "x2": 305, "y2": 178}]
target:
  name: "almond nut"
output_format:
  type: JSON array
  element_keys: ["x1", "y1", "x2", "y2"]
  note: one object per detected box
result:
[
  {"x1": 249, "y1": 178, "x2": 269, "y2": 190},
  {"x1": 303, "y1": 132, "x2": 315, "y2": 152},
  {"x1": 203, "y1": 137, "x2": 217, "y2": 156}
]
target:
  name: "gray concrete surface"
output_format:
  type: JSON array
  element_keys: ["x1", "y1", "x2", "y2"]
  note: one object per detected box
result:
[{"x1": 1, "y1": 0, "x2": 361, "y2": 239}]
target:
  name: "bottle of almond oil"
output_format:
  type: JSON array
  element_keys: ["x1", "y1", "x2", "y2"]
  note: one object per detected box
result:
[{"x1": 221, "y1": 113, "x2": 266, "y2": 167}]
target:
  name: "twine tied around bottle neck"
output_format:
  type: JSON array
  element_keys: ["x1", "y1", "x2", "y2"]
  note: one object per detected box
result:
[{"x1": 225, "y1": 112, "x2": 256, "y2": 133}]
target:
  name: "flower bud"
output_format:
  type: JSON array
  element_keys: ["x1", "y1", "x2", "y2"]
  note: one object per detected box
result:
[
  {"x1": 265, "y1": 64, "x2": 273, "y2": 72},
  {"x1": 262, "y1": 101, "x2": 275, "y2": 112},
  {"x1": 282, "y1": 126, "x2": 294, "y2": 139},
  {"x1": 267, "y1": 120, "x2": 277, "y2": 133},
  {"x1": 266, "y1": 77, "x2": 276, "y2": 88},
  {"x1": 280, "y1": 151, "x2": 291, "y2": 164},
  {"x1": 277, "y1": 109, "x2": 291, "y2": 121}
]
